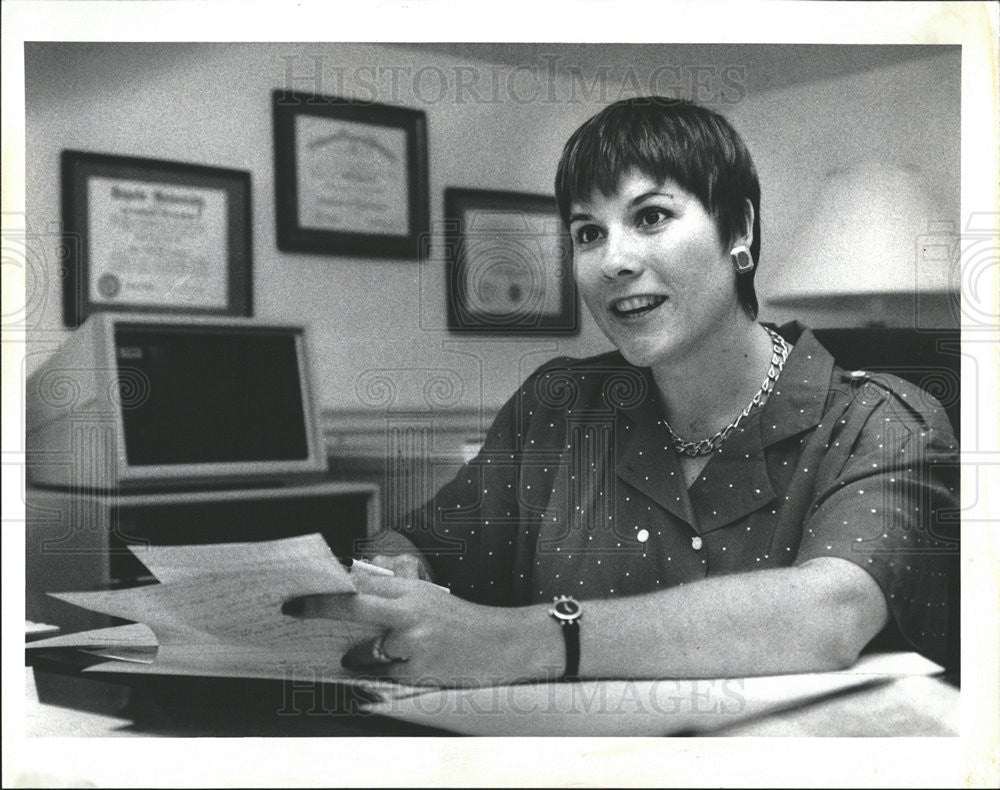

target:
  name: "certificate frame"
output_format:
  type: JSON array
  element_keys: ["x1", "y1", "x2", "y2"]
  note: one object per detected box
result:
[
  {"x1": 444, "y1": 188, "x2": 578, "y2": 334},
  {"x1": 272, "y1": 91, "x2": 430, "y2": 258},
  {"x1": 61, "y1": 150, "x2": 252, "y2": 327}
]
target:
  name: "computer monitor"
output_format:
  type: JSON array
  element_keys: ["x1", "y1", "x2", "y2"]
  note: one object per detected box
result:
[{"x1": 26, "y1": 313, "x2": 329, "y2": 490}]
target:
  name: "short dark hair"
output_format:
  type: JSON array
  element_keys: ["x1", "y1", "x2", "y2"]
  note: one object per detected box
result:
[{"x1": 554, "y1": 97, "x2": 761, "y2": 318}]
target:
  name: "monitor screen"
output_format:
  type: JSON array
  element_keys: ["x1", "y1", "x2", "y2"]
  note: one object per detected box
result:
[
  {"x1": 26, "y1": 314, "x2": 328, "y2": 490},
  {"x1": 116, "y1": 325, "x2": 310, "y2": 466}
]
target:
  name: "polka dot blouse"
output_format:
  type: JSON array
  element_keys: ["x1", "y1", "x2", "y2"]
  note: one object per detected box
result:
[{"x1": 385, "y1": 323, "x2": 960, "y2": 668}]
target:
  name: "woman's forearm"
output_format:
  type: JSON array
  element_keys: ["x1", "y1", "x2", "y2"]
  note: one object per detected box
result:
[
  {"x1": 515, "y1": 557, "x2": 889, "y2": 680},
  {"x1": 291, "y1": 555, "x2": 889, "y2": 686}
]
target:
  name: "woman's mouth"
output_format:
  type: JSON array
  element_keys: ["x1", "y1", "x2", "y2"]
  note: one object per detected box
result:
[{"x1": 610, "y1": 295, "x2": 667, "y2": 319}]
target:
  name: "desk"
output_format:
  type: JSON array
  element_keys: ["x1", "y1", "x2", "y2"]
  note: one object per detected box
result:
[
  {"x1": 25, "y1": 651, "x2": 451, "y2": 737},
  {"x1": 25, "y1": 649, "x2": 959, "y2": 738}
]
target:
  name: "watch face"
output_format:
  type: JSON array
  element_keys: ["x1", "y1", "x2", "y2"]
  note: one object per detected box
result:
[{"x1": 551, "y1": 597, "x2": 581, "y2": 620}]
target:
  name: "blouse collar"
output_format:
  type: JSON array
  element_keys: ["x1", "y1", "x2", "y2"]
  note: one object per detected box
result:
[{"x1": 612, "y1": 322, "x2": 837, "y2": 531}]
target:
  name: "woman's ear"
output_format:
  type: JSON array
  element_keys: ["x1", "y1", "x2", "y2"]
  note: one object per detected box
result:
[{"x1": 740, "y1": 198, "x2": 755, "y2": 248}]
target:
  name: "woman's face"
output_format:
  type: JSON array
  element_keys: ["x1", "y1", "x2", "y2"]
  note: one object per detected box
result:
[{"x1": 569, "y1": 170, "x2": 742, "y2": 369}]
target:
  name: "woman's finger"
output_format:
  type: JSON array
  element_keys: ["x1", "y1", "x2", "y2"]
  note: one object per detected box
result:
[
  {"x1": 282, "y1": 590, "x2": 410, "y2": 628},
  {"x1": 365, "y1": 555, "x2": 399, "y2": 573},
  {"x1": 370, "y1": 553, "x2": 422, "y2": 579},
  {"x1": 393, "y1": 554, "x2": 424, "y2": 579},
  {"x1": 351, "y1": 571, "x2": 409, "y2": 597},
  {"x1": 281, "y1": 592, "x2": 360, "y2": 619}
]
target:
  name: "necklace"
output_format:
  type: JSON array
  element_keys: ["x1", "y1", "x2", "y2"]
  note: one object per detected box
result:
[{"x1": 664, "y1": 327, "x2": 790, "y2": 457}]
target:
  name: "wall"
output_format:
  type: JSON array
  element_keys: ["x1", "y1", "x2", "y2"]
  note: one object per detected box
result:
[
  {"x1": 24, "y1": 43, "x2": 960, "y2": 427},
  {"x1": 727, "y1": 47, "x2": 961, "y2": 329},
  {"x1": 23, "y1": 42, "x2": 612, "y2": 423}
]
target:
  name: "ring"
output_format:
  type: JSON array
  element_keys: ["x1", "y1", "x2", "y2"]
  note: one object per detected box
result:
[
  {"x1": 342, "y1": 633, "x2": 410, "y2": 670},
  {"x1": 371, "y1": 633, "x2": 394, "y2": 665},
  {"x1": 370, "y1": 633, "x2": 409, "y2": 665}
]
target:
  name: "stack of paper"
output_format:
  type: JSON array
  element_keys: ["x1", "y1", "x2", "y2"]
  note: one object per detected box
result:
[
  {"x1": 27, "y1": 533, "x2": 383, "y2": 685},
  {"x1": 28, "y1": 533, "x2": 953, "y2": 735},
  {"x1": 356, "y1": 651, "x2": 951, "y2": 736}
]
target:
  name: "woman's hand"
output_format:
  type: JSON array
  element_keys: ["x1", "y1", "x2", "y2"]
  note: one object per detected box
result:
[
  {"x1": 283, "y1": 572, "x2": 562, "y2": 688},
  {"x1": 364, "y1": 553, "x2": 426, "y2": 580}
]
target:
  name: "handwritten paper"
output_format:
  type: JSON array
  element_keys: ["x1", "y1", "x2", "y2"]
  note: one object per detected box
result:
[
  {"x1": 86, "y1": 643, "x2": 353, "y2": 683},
  {"x1": 44, "y1": 533, "x2": 382, "y2": 684},
  {"x1": 27, "y1": 623, "x2": 157, "y2": 650},
  {"x1": 51, "y1": 560, "x2": 361, "y2": 645},
  {"x1": 81, "y1": 647, "x2": 156, "y2": 664},
  {"x1": 127, "y1": 533, "x2": 337, "y2": 583}
]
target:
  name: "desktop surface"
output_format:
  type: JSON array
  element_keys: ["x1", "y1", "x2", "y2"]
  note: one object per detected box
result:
[{"x1": 25, "y1": 647, "x2": 959, "y2": 738}]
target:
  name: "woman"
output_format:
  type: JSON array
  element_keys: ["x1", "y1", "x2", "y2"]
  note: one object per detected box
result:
[{"x1": 284, "y1": 97, "x2": 959, "y2": 686}]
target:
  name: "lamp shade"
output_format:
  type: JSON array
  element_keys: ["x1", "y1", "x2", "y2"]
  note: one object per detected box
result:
[{"x1": 768, "y1": 161, "x2": 959, "y2": 326}]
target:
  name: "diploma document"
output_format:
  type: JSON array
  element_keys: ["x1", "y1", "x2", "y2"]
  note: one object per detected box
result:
[{"x1": 87, "y1": 176, "x2": 230, "y2": 308}]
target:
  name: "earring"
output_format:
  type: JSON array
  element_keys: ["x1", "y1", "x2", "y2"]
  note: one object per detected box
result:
[{"x1": 731, "y1": 244, "x2": 755, "y2": 274}]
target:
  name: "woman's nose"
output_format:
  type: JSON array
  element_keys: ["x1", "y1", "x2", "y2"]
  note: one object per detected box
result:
[{"x1": 600, "y1": 231, "x2": 643, "y2": 280}]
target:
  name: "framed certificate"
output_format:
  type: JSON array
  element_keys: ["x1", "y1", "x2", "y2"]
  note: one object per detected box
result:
[
  {"x1": 61, "y1": 151, "x2": 252, "y2": 326},
  {"x1": 444, "y1": 189, "x2": 578, "y2": 334},
  {"x1": 272, "y1": 91, "x2": 430, "y2": 258}
]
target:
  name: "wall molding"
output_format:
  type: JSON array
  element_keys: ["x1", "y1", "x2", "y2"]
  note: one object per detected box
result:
[{"x1": 322, "y1": 407, "x2": 493, "y2": 462}]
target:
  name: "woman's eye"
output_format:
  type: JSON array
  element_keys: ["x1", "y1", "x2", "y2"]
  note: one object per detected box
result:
[
  {"x1": 574, "y1": 225, "x2": 603, "y2": 245},
  {"x1": 637, "y1": 207, "x2": 670, "y2": 227}
]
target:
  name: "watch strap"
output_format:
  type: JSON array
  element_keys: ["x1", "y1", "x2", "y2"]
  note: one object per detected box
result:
[
  {"x1": 561, "y1": 620, "x2": 580, "y2": 681},
  {"x1": 549, "y1": 596, "x2": 582, "y2": 681}
]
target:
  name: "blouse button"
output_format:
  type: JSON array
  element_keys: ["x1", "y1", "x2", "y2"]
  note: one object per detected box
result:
[
  {"x1": 636, "y1": 529, "x2": 650, "y2": 543},
  {"x1": 691, "y1": 536, "x2": 703, "y2": 550}
]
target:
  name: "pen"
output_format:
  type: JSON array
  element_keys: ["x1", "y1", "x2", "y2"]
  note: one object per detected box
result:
[
  {"x1": 351, "y1": 559, "x2": 451, "y2": 594},
  {"x1": 351, "y1": 559, "x2": 395, "y2": 576}
]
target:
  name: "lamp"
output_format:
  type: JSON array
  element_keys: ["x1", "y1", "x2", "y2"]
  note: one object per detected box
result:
[{"x1": 766, "y1": 161, "x2": 960, "y2": 328}]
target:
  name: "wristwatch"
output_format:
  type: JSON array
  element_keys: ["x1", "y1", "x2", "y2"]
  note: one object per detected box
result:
[{"x1": 548, "y1": 595, "x2": 583, "y2": 681}]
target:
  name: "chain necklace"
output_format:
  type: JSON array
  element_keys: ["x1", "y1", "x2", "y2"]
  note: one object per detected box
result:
[{"x1": 664, "y1": 327, "x2": 790, "y2": 457}]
